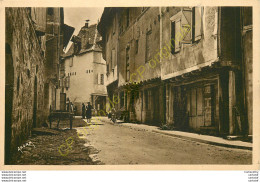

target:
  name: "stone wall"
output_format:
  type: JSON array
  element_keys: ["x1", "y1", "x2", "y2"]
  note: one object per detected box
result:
[
  {"x1": 161, "y1": 7, "x2": 218, "y2": 80},
  {"x1": 5, "y1": 8, "x2": 46, "y2": 163},
  {"x1": 118, "y1": 7, "x2": 161, "y2": 86}
]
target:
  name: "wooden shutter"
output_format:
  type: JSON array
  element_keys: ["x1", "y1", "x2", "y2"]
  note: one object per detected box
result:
[
  {"x1": 181, "y1": 8, "x2": 192, "y2": 43},
  {"x1": 97, "y1": 74, "x2": 101, "y2": 85},
  {"x1": 69, "y1": 58, "x2": 73, "y2": 67},
  {"x1": 65, "y1": 76, "x2": 70, "y2": 88},
  {"x1": 194, "y1": 7, "x2": 202, "y2": 41},
  {"x1": 170, "y1": 12, "x2": 182, "y2": 53}
]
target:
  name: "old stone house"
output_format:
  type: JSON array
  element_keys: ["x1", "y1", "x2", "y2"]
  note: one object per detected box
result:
[
  {"x1": 98, "y1": 7, "x2": 252, "y2": 136},
  {"x1": 60, "y1": 22, "x2": 107, "y2": 116},
  {"x1": 5, "y1": 7, "x2": 74, "y2": 164},
  {"x1": 98, "y1": 8, "x2": 164, "y2": 123},
  {"x1": 161, "y1": 7, "x2": 252, "y2": 136}
]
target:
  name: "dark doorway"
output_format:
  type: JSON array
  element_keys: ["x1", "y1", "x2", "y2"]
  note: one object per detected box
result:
[
  {"x1": 5, "y1": 43, "x2": 14, "y2": 164},
  {"x1": 33, "y1": 76, "x2": 37, "y2": 128},
  {"x1": 152, "y1": 87, "x2": 160, "y2": 126}
]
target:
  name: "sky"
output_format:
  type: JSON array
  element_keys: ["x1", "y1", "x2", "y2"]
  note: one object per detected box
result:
[{"x1": 64, "y1": 7, "x2": 104, "y2": 52}]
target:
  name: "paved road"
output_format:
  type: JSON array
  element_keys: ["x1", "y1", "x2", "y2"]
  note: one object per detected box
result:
[{"x1": 76, "y1": 117, "x2": 252, "y2": 165}]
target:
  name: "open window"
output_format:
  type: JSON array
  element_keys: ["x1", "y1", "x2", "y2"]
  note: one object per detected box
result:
[
  {"x1": 170, "y1": 7, "x2": 203, "y2": 54},
  {"x1": 146, "y1": 30, "x2": 152, "y2": 61}
]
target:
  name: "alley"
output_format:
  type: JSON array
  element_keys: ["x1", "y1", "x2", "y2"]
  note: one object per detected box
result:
[{"x1": 77, "y1": 117, "x2": 252, "y2": 165}]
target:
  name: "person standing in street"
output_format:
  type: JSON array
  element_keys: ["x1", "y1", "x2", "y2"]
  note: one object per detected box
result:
[
  {"x1": 82, "y1": 103, "x2": 86, "y2": 119},
  {"x1": 86, "y1": 102, "x2": 92, "y2": 123}
]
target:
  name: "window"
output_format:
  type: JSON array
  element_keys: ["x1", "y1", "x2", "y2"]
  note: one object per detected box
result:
[
  {"x1": 100, "y1": 74, "x2": 104, "y2": 85},
  {"x1": 171, "y1": 21, "x2": 176, "y2": 54},
  {"x1": 69, "y1": 58, "x2": 73, "y2": 67},
  {"x1": 97, "y1": 74, "x2": 104, "y2": 85},
  {"x1": 135, "y1": 39, "x2": 139, "y2": 54},
  {"x1": 146, "y1": 30, "x2": 152, "y2": 61},
  {"x1": 65, "y1": 76, "x2": 70, "y2": 88},
  {"x1": 86, "y1": 70, "x2": 88, "y2": 73},
  {"x1": 47, "y1": 8, "x2": 54, "y2": 15},
  {"x1": 106, "y1": 64, "x2": 109, "y2": 74},
  {"x1": 170, "y1": 7, "x2": 202, "y2": 54},
  {"x1": 126, "y1": 45, "x2": 130, "y2": 81}
]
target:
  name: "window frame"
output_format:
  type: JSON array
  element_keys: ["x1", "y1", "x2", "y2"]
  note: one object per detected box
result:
[{"x1": 145, "y1": 30, "x2": 152, "y2": 62}]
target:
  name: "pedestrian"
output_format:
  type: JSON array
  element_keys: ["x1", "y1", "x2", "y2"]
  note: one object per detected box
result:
[
  {"x1": 82, "y1": 103, "x2": 86, "y2": 119},
  {"x1": 70, "y1": 103, "x2": 74, "y2": 113},
  {"x1": 66, "y1": 98, "x2": 70, "y2": 112},
  {"x1": 86, "y1": 102, "x2": 92, "y2": 123}
]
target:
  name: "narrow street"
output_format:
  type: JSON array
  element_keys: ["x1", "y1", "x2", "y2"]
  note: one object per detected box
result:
[{"x1": 76, "y1": 117, "x2": 252, "y2": 165}]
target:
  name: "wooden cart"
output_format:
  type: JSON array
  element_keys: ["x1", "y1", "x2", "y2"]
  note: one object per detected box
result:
[{"x1": 48, "y1": 111, "x2": 74, "y2": 129}]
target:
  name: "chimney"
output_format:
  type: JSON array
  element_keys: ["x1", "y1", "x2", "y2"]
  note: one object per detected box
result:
[{"x1": 85, "y1": 20, "x2": 90, "y2": 28}]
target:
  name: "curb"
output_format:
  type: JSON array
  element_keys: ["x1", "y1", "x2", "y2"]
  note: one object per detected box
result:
[{"x1": 152, "y1": 130, "x2": 252, "y2": 151}]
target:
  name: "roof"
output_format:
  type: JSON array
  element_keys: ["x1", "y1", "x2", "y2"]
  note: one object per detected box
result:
[
  {"x1": 63, "y1": 24, "x2": 75, "y2": 48},
  {"x1": 62, "y1": 23, "x2": 102, "y2": 58}
]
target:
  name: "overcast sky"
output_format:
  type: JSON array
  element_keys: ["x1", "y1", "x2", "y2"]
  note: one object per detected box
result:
[{"x1": 64, "y1": 7, "x2": 104, "y2": 52}]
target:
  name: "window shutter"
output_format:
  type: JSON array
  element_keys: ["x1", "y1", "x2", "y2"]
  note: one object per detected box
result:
[
  {"x1": 65, "y1": 77, "x2": 70, "y2": 88},
  {"x1": 194, "y1": 7, "x2": 202, "y2": 41},
  {"x1": 69, "y1": 58, "x2": 73, "y2": 67},
  {"x1": 97, "y1": 74, "x2": 100, "y2": 84},
  {"x1": 181, "y1": 8, "x2": 192, "y2": 43}
]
